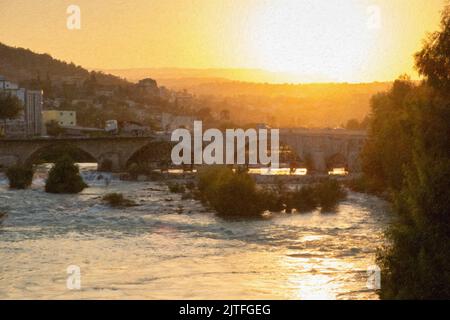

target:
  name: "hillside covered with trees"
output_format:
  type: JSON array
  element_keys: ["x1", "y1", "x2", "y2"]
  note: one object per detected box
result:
[{"x1": 0, "y1": 42, "x2": 126, "y2": 86}]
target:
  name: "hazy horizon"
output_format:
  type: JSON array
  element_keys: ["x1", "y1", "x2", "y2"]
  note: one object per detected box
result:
[{"x1": 100, "y1": 66, "x2": 398, "y2": 84}]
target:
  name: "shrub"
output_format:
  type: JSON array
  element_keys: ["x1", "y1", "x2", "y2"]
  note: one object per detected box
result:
[
  {"x1": 45, "y1": 155, "x2": 87, "y2": 194},
  {"x1": 102, "y1": 193, "x2": 137, "y2": 207},
  {"x1": 6, "y1": 165, "x2": 34, "y2": 189},
  {"x1": 287, "y1": 185, "x2": 318, "y2": 212},
  {"x1": 315, "y1": 179, "x2": 347, "y2": 211},
  {"x1": 197, "y1": 167, "x2": 348, "y2": 216},
  {"x1": 256, "y1": 188, "x2": 282, "y2": 212},
  {"x1": 197, "y1": 166, "x2": 268, "y2": 217}
]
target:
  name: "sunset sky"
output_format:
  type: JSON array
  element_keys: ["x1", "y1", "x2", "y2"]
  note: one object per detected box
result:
[{"x1": 0, "y1": 0, "x2": 446, "y2": 82}]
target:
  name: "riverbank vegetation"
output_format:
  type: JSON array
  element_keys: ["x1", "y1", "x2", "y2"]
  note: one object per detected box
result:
[
  {"x1": 361, "y1": 6, "x2": 450, "y2": 299},
  {"x1": 196, "y1": 166, "x2": 347, "y2": 217},
  {"x1": 344, "y1": 176, "x2": 386, "y2": 197},
  {"x1": 6, "y1": 165, "x2": 34, "y2": 189},
  {"x1": 45, "y1": 156, "x2": 87, "y2": 194}
]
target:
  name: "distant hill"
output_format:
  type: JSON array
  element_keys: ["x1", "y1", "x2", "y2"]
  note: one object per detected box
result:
[
  {"x1": 183, "y1": 81, "x2": 393, "y2": 127},
  {"x1": 104, "y1": 66, "x2": 393, "y2": 127},
  {"x1": 0, "y1": 42, "x2": 127, "y2": 86},
  {"x1": 104, "y1": 67, "x2": 391, "y2": 99},
  {"x1": 102, "y1": 67, "x2": 316, "y2": 84},
  {"x1": 171, "y1": 80, "x2": 392, "y2": 98},
  {"x1": 0, "y1": 42, "x2": 394, "y2": 127}
]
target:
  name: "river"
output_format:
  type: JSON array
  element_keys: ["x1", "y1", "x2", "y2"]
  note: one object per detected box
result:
[{"x1": 0, "y1": 164, "x2": 390, "y2": 299}]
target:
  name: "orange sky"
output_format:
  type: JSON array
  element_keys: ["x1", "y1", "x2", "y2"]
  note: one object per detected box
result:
[{"x1": 0, "y1": 0, "x2": 446, "y2": 82}]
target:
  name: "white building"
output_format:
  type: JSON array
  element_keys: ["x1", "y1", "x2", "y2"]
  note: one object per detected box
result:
[
  {"x1": 24, "y1": 90, "x2": 44, "y2": 136},
  {"x1": 0, "y1": 76, "x2": 26, "y2": 104},
  {"x1": 42, "y1": 110, "x2": 76, "y2": 127},
  {"x1": 0, "y1": 76, "x2": 19, "y2": 90}
]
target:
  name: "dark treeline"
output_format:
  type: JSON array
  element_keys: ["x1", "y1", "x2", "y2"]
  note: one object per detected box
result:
[{"x1": 361, "y1": 5, "x2": 450, "y2": 299}]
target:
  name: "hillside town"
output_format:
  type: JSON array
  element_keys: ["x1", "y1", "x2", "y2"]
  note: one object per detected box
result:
[{"x1": 0, "y1": 73, "x2": 198, "y2": 138}]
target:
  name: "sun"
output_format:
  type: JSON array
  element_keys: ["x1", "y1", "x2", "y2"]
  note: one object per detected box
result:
[{"x1": 246, "y1": 0, "x2": 378, "y2": 82}]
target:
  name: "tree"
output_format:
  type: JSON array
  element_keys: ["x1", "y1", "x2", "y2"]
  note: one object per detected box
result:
[
  {"x1": 6, "y1": 165, "x2": 34, "y2": 189},
  {"x1": 344, "y1": 117, "x2": 370, "y2": 130},
  {"x1": 0, "y1": 92, "x2": 22, "y2": 135},
  {"x1": 372, "y1": 5, "x2": 450, "y2": 299},
  {"x1": 45, "y1": 155, "x2": 87, "y2": 194},
  {"x1": 415, "y1": 5, "x2": 450, "y2": 93},
  {"x1": 360, "y1": 77, "x2": 415, "y2": 192}
]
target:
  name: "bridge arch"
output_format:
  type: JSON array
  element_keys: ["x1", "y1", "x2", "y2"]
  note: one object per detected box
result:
[
  {"x1": 325, "y1": 153, "x2": 349, "y2": 171},
  {"x1": 25, "y1": 143, "x2": 98, "y2": 166},
  {"x1": 125, "y1": 141, "x2": 173, "y2": 169},
  {"x1": 278, "y1": 142, "x2": 303, "y2": 163}
]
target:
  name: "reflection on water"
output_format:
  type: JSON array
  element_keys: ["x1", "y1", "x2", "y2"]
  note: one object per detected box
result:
[
  {"x1": 0, "y1": 164, "x2": 389, "y2": 299},
  {"x1": 248, "y1": 168, "x2": 308, "y2": 175},
  {"x1": 328, "y1": 168, "x2": 349, "y2": 176}
]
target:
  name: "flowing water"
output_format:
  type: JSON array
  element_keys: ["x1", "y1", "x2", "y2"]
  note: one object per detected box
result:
[{"x1": 0, "y1": 164, "x2": 390, "y2": 300}]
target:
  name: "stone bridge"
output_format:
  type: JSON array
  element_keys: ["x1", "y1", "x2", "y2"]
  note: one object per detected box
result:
[
  {"x1": 0, "y1": 129, "x2": 368, "y2": 173},
  {"x1": 279, "y1": 128, "x2": 367, "y2": 172},
  {"x1": 0, "y1": 135, "x2": 169, "y2": 172}
]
